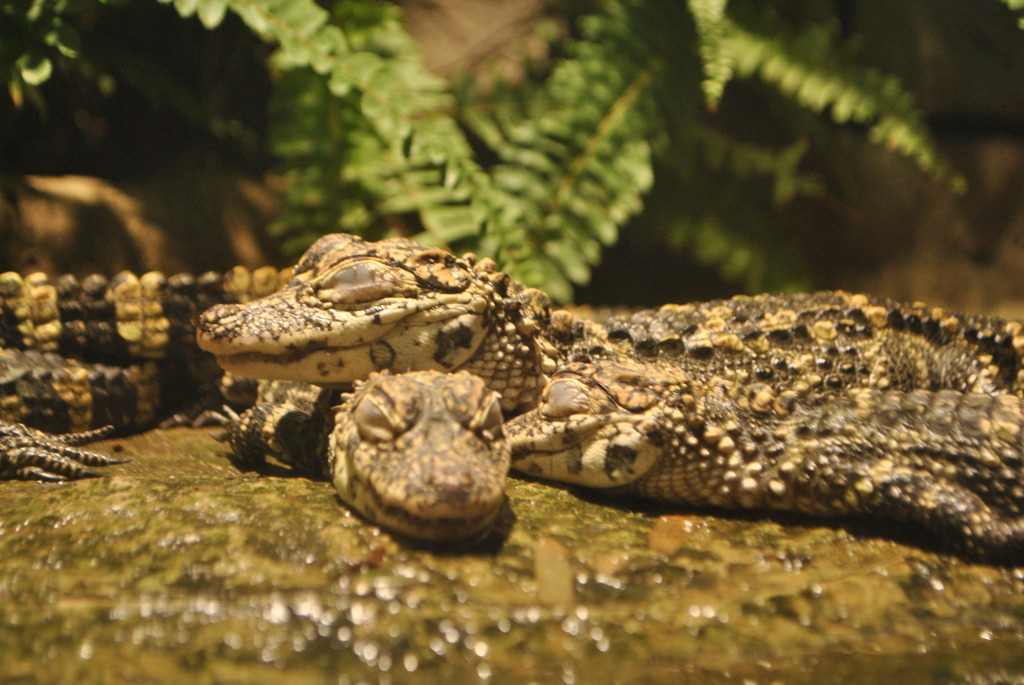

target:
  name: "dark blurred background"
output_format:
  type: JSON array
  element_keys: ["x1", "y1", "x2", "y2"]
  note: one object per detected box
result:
[{"x1": 2, "y1": 0, "x2": 1024, "y2": 315}]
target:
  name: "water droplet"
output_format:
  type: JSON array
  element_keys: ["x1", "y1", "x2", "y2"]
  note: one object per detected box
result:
[
  {"x1": 293, "y1": 593, "x2": 322, "y2": 621},
  {"x1": 358, "y1": 640, "x2": 379, "y2": 663},
  {"x1": 349, "y1": 601, "x2": 376, "y2": 626},
  {"x1": 439, "y1": 619, "x2": 460, "y2": 644},
  {"x1": 263, "y1": 596, "x2": 290, "y2": 624}
]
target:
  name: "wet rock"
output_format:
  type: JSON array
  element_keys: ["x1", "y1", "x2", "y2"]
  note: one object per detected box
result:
[{"x1": 3, "y1": 427, "x2": 1024, "y2": 683}]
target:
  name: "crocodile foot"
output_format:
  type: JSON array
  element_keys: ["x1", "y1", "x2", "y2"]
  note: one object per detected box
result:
[{"x1": 0, "y1": 420, "x2": 126, "y2": 481}]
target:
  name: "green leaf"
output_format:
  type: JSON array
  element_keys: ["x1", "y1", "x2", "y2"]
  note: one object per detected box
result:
[
  {"x1": 197, "y1": 0, "x2": 228, "y2": 28},
  {"x1": 721, "y1": 10, "x2": 963, "y2": 190},
  {"x1": 17, "y1": 53, "x2": 52, "y2": 86},
  {"x1": 171, "y1": 0, "x2": 201, "y2": 16},
  {"x1": 688, "y1": 0, "x2": 733, "y2": 108}
]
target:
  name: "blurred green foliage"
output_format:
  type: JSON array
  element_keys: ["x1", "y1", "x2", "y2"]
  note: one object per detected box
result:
[
  {"x1": 2, "y1": 0, "x2": 115, "y2": 111},
  {"x1": 999, "y1": 0, "x2": 1024, "y2": 27},
  {"x1": 4, "y1": 0, "x2": 1016, "y2": 300}
]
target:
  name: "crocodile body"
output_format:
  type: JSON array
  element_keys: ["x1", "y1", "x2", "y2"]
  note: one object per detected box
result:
[
  {"x1": 196, "y1": 233, "x2": 1024, "y2": 559},
  {"x1": 508, "y1": 359, "x2": 1024, "y2": 562},
  {"x1": 0, "y1": 266, "x2": 288, "y2": 478},
  {"x1": 595, "y1": 291, "x2": 1024, "y2": 398},
  {"x1": 197, "y1": 236, "x2": 1024, "y2": 411}
]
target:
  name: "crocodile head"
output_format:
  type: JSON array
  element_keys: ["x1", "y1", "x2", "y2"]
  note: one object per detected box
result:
[
  {"x1": 197, "y1": 233, "x2": 567, "y2": 413},
  {"x1": 330, "y1": 370, "x2": 509, "y2": 542},
  {"x1": 507, "y1": 360, "x2": 679, "y2": 488},
  {"x1": 197, "y1": 233, "x2": 501, "y2": 383}
]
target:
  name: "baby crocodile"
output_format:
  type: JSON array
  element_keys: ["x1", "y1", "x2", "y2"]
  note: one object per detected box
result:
[
  {"x1": 197, "y1": 234, "x2": 1024, "y2": 418},
  {"x1": 196, "y1": 233, "x2": 574, "y2": 414},
  {"x1": 226, "y1": 370, "x2": 509, "y2": 542},
  {"x1": 508, "y1": 359, "x2": 1024, "y2": 562}
]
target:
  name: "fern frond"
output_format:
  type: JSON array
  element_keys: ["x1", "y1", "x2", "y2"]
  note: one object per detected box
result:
[
  {"x1": 158, "y1": 0, "x2": 497, "y2": 261},
  {"x1": 159, "y1": 0, "x2": 485, "y2": 219},
  {"x1": 687, "y1": 0, "x2": 734, "y2": 108},
  {"x1": 648, "y1": 151, "x2": 815, "y2": 294},
  {"x1": 161, "y1": 0, "x2": 456, "y2": 139},
  {"x1": 718, "y1": 9, "x2": 966, "y2": 192},
  {"x1": 455, "y1": 5, "x2": 659, "y2": 300},
  {"x1": 1, "y1": 0, "x2": 109, "y2": 108},
  {"x1": 690, "y1": 124, "x2": 821, "y2": 204},
  {"x1": 155, "y1": 0, "x2": 994, "y2": 300}
]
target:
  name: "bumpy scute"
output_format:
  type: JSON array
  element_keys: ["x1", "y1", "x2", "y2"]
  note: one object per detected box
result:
[
  {"x1": 509, "y1": 359, "x2": 1024, "y2": 563},
  {"x1": 0, "y1": 266, "x2": 290, "y2": 480}
]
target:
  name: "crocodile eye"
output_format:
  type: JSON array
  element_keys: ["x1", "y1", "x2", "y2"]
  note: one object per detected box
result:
[
  {"x1": 406, "y1": 250, "x2": 471, "y2": 292},
  {"x1": 541, "y1": 379, "x2": 592, "y2": 419},
  {"x1": 405, "y1": 249, "x2": 451, "y2": 266},
  {"x1": 352, "y1": 395, "x2": 415, "y2": 442},
  {"x1": 470, "y1": 393, "x2": 504, "y2": 440},
  {"x1": 317, "y1": 262, "x2": 402, "y2": 304},
  {"x1": 353, "y1": 397, "x2": 396, "y2": 441}
]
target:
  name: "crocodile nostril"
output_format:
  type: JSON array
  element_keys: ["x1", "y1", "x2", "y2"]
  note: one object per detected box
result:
[{"x1": 429, "y1": 471, "x2": 473, "y2": 497}]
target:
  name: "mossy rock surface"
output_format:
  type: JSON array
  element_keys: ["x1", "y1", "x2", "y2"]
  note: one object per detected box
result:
[{"x1": 3, "y1": 428, "x2": 1024, "y2": 683}]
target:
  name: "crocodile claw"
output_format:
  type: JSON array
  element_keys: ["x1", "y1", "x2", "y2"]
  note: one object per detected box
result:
[{"x1": 0, "y1": 419, "x2": 127, "y2": 482}]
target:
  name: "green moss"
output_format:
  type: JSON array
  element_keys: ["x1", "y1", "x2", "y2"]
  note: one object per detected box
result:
[{"x1": 3, "y1": 427, "x2": 1024, "y2": 683}]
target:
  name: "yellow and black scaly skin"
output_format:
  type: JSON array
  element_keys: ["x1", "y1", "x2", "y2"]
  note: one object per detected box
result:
[
  {"x1": 0, "y1": 266, "x2": 289, "y2": 480},
  {"x1": 509, "y1": 359, "x2": 1024, "y2": 563},
  {"x1": 223, "y1": 379, "x2": 334, "y2": 476},
  {"x1": 588, "y1": 291, "x2": 1024, "y2": 399},
  {"x1": 0, "y1": 348, "x2": 159, "y2": 435}
]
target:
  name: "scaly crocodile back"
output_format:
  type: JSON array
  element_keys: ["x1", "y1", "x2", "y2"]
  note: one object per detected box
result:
[{"x1": 0, "y1": 266, "x2": 290, "y2": 433}]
